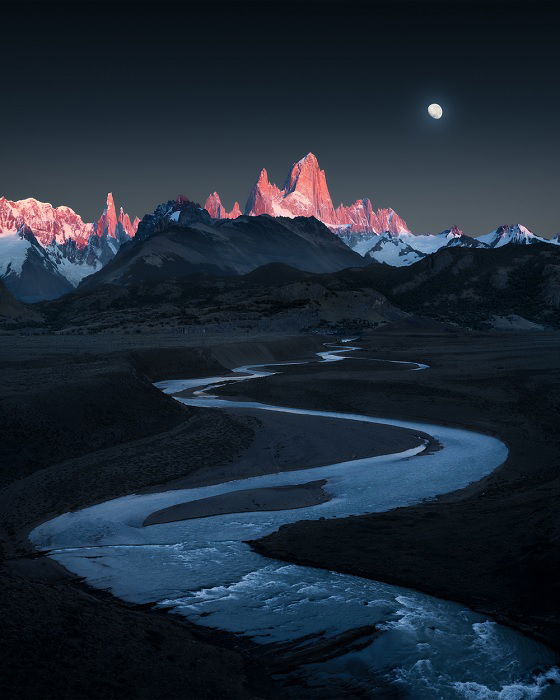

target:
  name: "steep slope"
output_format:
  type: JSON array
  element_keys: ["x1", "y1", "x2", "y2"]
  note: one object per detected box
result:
[
  {"x1": 207, "y1": 153, "x2": 410, "y2": 235},
  {"x1": 362, "y1": 233, "x2": 426, "y2": 266},
  {"x1": 0, "y1": 227, "x2": 74, "y2": 302},
  {"x1": 204, "y1": 192, "x2": 242, "y2": 219},
  {"x1": 478, "y1": 224, "x2": 548, "y2": 248},
  {"x1": 96, "y1": 193, "x2": 140, "y2": 241},
  {"x1": 79, "y1": 199, "x2": 364, "y2": 291},
  {"x1": 403, "y1": 226, "x2": 488, "y2": 254}
]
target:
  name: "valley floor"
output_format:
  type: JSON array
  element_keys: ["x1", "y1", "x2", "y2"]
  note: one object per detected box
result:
[
  {"x1": 1, "y1": 328, "x2": 559, "y2": 697},
  {"x1": 231, "y1": 331, "x2": 560, "y2": 651}
]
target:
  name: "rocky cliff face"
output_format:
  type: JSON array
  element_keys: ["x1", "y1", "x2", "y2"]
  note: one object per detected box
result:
[
  {"x1": 206, "y1": 153, "x2": 410, "y2": 235},
  {"x1": 96, "y1": 193, "x2": 141, "y2": 241},
  {"x1": 79, "y1": 204, "x2": 365, "y2": 292},
  {"x1": 0, "y1": 194, "x2": 139, "y2": 247},
  {"x1": 204, "y1": 192, "x2": 242, "y2": 220},
  {"x1": 134, "y1": 196, "x2": 213, "y2": 242},
  {"x1": 0, "y1": 197, "x2": 94, "y2": 247}
]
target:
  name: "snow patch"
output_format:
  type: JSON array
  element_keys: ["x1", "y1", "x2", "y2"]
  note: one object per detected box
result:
[{"x1": 0, "y1": 233, "x2": 32, "y2": 276}]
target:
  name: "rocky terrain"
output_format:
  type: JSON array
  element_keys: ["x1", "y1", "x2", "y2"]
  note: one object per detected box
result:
[
  {"x1": 367, "y1": 242, "x2": 560, "y2": 328},
  {"x1": 78, "y1": 204, "x2": 364, "y2": 292},
  {"x1": 2, "y1": 239, "x2": 557, "y2": 336},
  {"x1": 205, "y1": 152, "x2": 410, "y2": 235}
]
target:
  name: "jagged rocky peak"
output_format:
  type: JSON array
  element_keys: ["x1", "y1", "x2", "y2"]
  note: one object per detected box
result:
[
  {"x1": 443, "y1": 225, "x2": 464, "y2": 238},
  {"x1": 0, "y1": 193, "x2": 140, "y2": 301},
  {"x1": 205, "y1": 153, "x2": 410, "y2": 235},
  {"x1": 96, "y1": 193, "x2": 141, "y2": 243},
  {"x1": 0, "y1": 196, "x2": 94, "y2": 247},
  {"x1": 0, "y1": 193, "x2": 139, "y2": 247},
  {"x1": 244, "y1": 168, "x2": 283, "y2": 217},
  {"x1": 284, "y1": 152, "x2": 321, "y2": 190},
  {"x1": 283, "y1": 153, "x2": 334, "y2": 212},
  {"x1": 118, "y1": 207, "x2": 140, "y2": 238},
  {"x1": 499, "y1": 224, "x2": 535, "y2": 239},
  {"x1": 135, "y1": 195, "x2": 212, "y2": 241},
  {"x1": 204, "y1": 192, "x2": 241, "y2": 219},
  {"x1": 96, "y1": 193, "x2": 118, "y2": 238}
]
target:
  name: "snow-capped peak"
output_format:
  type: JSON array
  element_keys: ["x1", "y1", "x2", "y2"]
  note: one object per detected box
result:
[
  {"x1": 363, "y1": 231, "x2": 426, "y2": 267},
  {"x1": 0, "y1": 193, "x2": 139, "y2": 301},
  {"x1": 440, "y1": 225, "x2": 464, "y2": 239},
  {"x1": 477, "y1": 224, "x2": 545, "y2": 248}
]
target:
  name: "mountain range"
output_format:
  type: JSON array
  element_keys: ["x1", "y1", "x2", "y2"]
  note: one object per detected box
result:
[
  {"x1": 0, "y1": 194, "x2": 139, "y2": 301},
  {"x1": 10, "y1": 239, "x2": 558, "y2": 335},
  {"x1": 2, "y1": 153, "x2": 560, "y2": 303},
  {"x1": 348, "y1": 224, "x2": 560, "y2": 267},
  {"x1": 204, "y1": 152, "x2": 410, "y2": 235},
  {"x1": 203, "y1": 153, "x2": 559, "y2": 267},
  {"x1": 2, "y1": 186, "x2": 559, "y2": 333},
  {"x1": 78, "y1": 198, "x2": 363, "y2": 292}
]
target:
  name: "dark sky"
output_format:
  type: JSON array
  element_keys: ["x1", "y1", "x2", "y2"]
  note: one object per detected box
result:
[{"x1": 1, "y1": 1, "x2": 559, "y2": 235}]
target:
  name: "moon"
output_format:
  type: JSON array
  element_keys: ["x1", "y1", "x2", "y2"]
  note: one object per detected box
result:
[{"x1": 428, "y1": 103, "x2": 443, "y2": 119}]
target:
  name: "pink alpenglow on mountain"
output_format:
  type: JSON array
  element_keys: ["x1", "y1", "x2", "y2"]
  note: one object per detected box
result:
[
  {"x1": 96, "y1": 193, "x2": 119, "y2": 239},
  {"x1": 119, "y1": 208, "x2": 141, "y2": 238},
  {"x1": 334, "y1": 198, "x2": 409, "y2": 236},
  {"x1": 97, "y1": 193, "x2": 141, "y2": 239},
  {"x1": 447, "y1": 225, "x2": 464, "y2": 238},
  {"x1": 0, "y1": 196, "x2": 94, "y2": 247},
  {"x1": 205, "y1": 153, "x2": 410, "y2": 235},
  {"x1": 281, "y1": 153, "x2": 337, "y2": 222},
  {"x1": 0, "y1": 193, "x2": 139, "y2": 248},
  {"x1": 204, "y1": 192, "x2": 242, "y2": 220},
  {"x1": 244, "y1": 169, "x2": 285, "y2": 217}
]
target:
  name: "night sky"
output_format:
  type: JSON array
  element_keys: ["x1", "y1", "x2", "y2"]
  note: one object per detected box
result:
[{"x1": 2, "y1": 1, "x2": 559, "y2": 235}]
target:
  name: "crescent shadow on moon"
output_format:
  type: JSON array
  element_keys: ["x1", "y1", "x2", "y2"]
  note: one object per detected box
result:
[{"x1": 428, "y1": 103, "x2": 443, "y2": 119}]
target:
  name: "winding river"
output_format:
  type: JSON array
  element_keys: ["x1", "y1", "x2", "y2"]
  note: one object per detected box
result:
[{"x1": 31, "y1": 345, "x2": 560, "y2": 698}]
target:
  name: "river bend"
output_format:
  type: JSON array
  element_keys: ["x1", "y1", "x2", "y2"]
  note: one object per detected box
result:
[{"x1": 31, "y1": 345, "x2": 560, "y2": 698}]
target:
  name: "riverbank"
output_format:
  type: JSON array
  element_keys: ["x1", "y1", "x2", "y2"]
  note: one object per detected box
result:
[
  {"x1": 0, "y1": 333, "x2": 328, "y2": 699},
  {"x1": 3, "y1": 328, "x2": 559, "y2": 696},
  {"x1": 143, "y1": 480, "x2": 331, "y2": 525},
  {"x1": 0, "y1": 331, "x2": 424, "y2": 699},
  {"x1": 216, "y1": 330, "x2": 560, "y2": 652}
]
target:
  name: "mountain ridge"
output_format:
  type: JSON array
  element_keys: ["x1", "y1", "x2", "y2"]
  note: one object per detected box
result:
[
  {"x1": 0, "y1": 193, "x2": 139, "y2": 301},
  {"x1": 13, "y1": 242, "x2": 560, "y2": 335},
  {"x1": 78, "y1": 199, "x2": 365, "y2": 292},
  {"x1": 205, "y1": 153, "x2": 410, "y2": 235}
]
